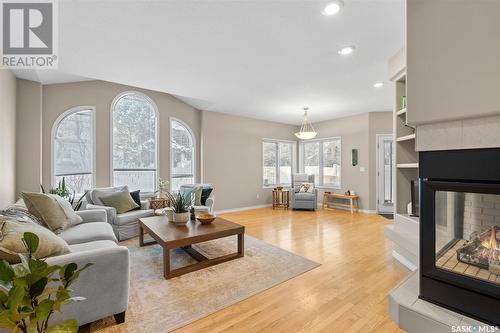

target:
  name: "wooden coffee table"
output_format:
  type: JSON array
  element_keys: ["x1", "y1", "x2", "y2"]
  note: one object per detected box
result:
[{"x1": 139, "y1": 216, "x2": 245, "y2": 279}]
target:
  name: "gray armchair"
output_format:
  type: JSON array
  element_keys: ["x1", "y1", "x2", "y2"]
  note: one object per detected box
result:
[
  {"x1": 84, "y1": 186, "x2": 154, "y2": 240},
  {"x1": 179, "y1": 184, "x2": 215, "y2": 213},
  {"x1": 290, "y1": 174, "x2": 318, "y2": 210}
]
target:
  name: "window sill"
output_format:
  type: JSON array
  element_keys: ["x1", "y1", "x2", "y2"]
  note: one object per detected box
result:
[
  {"x1": 315, "y1": 185, "x2": 342, "y2": 190},
  {"x1": 263, "y1": 185, "x2": 291, "y2": 189}
]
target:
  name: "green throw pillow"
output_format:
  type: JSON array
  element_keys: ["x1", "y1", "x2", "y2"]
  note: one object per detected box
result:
[
  {"x1": 194, "y1": 186, "x2": 203, "y2": 206},
  {"x1": 100, "y1": 190, "x2": 140, "y2": 214}
]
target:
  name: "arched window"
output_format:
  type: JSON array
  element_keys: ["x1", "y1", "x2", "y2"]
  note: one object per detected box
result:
[
  {"x1": 52, "y1": 106, "x2": 95, "y2": 194},
  {"x1": 170, "y1": 118, "x2": 195, "y2": 191},
  {"x1": 112, "y1": 92, "x2": 158, "y2": 192}
]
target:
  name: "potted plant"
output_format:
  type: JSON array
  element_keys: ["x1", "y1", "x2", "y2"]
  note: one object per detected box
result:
[
  {"x1": 40, "y1": 178, "x2": 87, "y2": 211},
  {"x1": 0, "y1": 232, "x2": 92, "y2": 333},
  {"x1": 165, "y1": 190, "x2": 192, "y2": 225},
  {"x1": 157, "y1": 178, "x2": 169, "y2": 199}
]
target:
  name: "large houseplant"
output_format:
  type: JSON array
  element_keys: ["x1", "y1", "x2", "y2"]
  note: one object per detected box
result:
[
  {"x1": 165, "y1": 190, "x2": 192, "y2": 225},
  {"x1": 0, "y1": 232, "x2": 92, "y2": 333}
]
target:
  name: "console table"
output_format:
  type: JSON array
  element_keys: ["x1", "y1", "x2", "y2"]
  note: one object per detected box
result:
[{"x1": 322, "y1": 193, "x2": 359, "y2": 213}]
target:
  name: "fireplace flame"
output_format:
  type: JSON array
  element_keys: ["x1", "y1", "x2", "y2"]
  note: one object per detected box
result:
[{"x1": 480, "y1": 226, "x2": 498, "y2": 249}]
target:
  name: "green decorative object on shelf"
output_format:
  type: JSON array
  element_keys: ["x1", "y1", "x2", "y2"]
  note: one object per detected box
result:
[
  {"x1": 0, "y1": 232, "x2": 92, "y2": 333},
  {"x1": 400, "y1": 95, "x2": 407, "y2": 109},
  {"x1": 351, "y1": 149, "x2": 358, "y2": 166}
]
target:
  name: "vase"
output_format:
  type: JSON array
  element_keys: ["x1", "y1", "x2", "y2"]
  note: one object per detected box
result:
[{"x1": 173, "y1": 212, "x2": 190, "y2": 225}]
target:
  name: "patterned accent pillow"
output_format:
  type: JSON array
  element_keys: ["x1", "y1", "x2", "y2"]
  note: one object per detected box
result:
[
  {"x1": 299, "y1": 182, "x2": 314, "y2": 193},
  {"x1": 0, "y1": 208, "x2": 44, "y2": 226}
]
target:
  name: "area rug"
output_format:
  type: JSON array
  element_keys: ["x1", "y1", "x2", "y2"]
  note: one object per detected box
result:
[{"x1": 92, "y1": 235, "x2": 320, "y2": 332}]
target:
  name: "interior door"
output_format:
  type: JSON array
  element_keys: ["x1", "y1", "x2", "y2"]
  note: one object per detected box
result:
[{"x1": 377, "y1": 134, "x2": 394, "y2": 213}]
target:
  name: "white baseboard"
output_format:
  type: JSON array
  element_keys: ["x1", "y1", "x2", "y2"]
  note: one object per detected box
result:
[
  {"x1": 214, "y1": 204, "x2": 272, "y2": 214},
  {"x1": 215, "y1": 203, "x2": 377, "y2": 215},
  {"x1": 392, "y1": 250, "x2": 418, "y2": 271}
]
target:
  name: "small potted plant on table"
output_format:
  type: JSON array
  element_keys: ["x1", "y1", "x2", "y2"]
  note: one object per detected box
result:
[{"x1": 165, "y1": 190, "x2": 192, "y2": 225}]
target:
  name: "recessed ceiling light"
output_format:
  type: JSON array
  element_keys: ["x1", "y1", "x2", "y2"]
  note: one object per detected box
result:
[
  {"x1": 373, "y1": 82, "x2": 384, "y2": 88},
  {"x1": 338, "y1": 46, "x2": 355, "y2": 55},
  {"x1": 322, "y1": 1, "x2": 344, "y2": 16}
]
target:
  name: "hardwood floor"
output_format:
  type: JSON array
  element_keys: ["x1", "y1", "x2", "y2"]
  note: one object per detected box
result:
[{"x1": 168, "y1": 208, "x2": 407, "y2": 333}]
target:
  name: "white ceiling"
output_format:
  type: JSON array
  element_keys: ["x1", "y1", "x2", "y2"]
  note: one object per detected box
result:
[{"x1": 17, "y1": 0, "x2": 405, "y2": 125}]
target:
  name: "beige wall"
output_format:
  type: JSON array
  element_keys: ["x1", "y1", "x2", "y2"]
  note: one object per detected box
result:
[
  {"x1": 310, "y1": 111, "x2": 392, "y2": 211},
  {"x1": 201, "y1": 111, "x2": 296, "y2": 211},
  {"x1": 15, "y1": 80, "x2": 202, "y2": 191},
  {"x1": 16, "y1": 79, "x2": 43, "y2": 195},
  {"x1": 15, "y1": 77, "x2": 391, "y2": 212},
  {"x1": 407, "y1": 0, "x2": 500, "y2": 125},
  {"x1": 0, "y1": 70, "x2": 17, "y2": 206}
]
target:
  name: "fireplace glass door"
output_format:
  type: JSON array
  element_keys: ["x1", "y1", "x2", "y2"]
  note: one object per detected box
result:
[{"x1": 434, "y1": 191, "x2": 500, "y2": 286}]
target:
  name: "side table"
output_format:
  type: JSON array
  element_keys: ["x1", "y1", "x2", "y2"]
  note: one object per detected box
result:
[
  {"x1": 272, "y1": 189, "x2": 289, "y2": 209},
  {"x1": 148, "y1": 197, "x2": 169, "y2": 210}
]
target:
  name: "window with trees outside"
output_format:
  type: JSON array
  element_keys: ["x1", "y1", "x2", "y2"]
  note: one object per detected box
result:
[
  {"x1": 170, "y1": 119, "x2": 195, "y2": 191},
  {"x1": 53, "y1": 107, "x2": 95, "y2": 194},
  {"x1": 301, "y1": 137, "x2": 341, "y2": 188},
  {"x1": 112, "y1": 92, "x2": 158, "y2": 193},
  {"x1": 263, "y1": 139, "x2": 296, "y2": 187}
]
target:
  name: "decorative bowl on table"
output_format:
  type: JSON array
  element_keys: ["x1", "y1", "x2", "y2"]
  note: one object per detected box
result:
[{"x1": 196, "y1": 213, "x2": 216, "y2": 225}]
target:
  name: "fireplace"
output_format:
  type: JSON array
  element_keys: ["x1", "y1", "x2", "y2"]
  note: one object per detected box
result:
[{"x1": 420, "y1": 148, "x2": 500, "y2": 326}]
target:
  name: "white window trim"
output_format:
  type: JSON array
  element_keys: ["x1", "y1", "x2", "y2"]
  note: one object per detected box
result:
[
  {"x1": 51, "y1": 106, "x2": 97, "y2": 193},
  {"x1": 299, "y1": 136, "x2": 342, "y2": 189},
  {"x1": 262, "y1": 138, "x2": 297, "y2": 188},
  {"x1": 110, "y1": 91, "x2": 159, "y2": 194},
  {"x1": 169, "y1": 117, "x2": 196, "y2": 191}
]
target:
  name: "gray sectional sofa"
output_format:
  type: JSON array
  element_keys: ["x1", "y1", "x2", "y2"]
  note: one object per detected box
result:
[
  {"x1": 47, "y1": 209, "x2": 129, "y2": 327},
  {"x1": 0, "y1": 203, "x2": 130, "y2": 329}
]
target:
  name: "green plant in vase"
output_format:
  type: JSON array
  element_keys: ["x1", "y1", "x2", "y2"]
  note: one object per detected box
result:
[
  {"x1": 0, "y1": 232, "x2": 92, "y2": 333},
  {"x1": 164, "y1": 190, "x2": 192, "y2": 225},
  {"x1": 157, "y1": 178, "x2": 169, "y2": 198}
]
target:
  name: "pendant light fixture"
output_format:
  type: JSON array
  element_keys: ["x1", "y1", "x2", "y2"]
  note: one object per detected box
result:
[{"x1": 295, "y1": 107, "x2": 317, "y2": 140}]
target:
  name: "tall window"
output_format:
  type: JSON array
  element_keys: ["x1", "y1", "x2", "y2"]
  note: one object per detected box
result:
[
  {"x1": 263, "y1": 139, "x2": 296, "y2": 186},
  {"x1": 112, "y1": 92, "x2": 158, "y2": 192},
  {"x1": 53, "y1": 107, "x2": 95, "y2": 194},
  {"x1": 170, "y1": 119, "x2": 195, "y2": 191},
  {"x1": 301, "y1": 137, "x2": 341, "y2": 188}
]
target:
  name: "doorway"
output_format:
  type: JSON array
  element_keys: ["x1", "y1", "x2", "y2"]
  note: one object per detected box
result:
[{"x1": 377, "y1": 134, "x2": 394, "y2": 213}]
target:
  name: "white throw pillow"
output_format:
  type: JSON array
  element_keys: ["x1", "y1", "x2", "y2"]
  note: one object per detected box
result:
[{"x1": 299, "y1": 183, "x2": 314, "y2": 193}]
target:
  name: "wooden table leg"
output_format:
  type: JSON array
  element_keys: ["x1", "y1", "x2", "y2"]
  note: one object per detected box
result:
[
  {"x1": 139, "y1": 223, "x2": 144, "y2": 246},
  {"x1": 350, "y1": 198, "x2": 354, "y2": 214},
  {"x1": 163, "y1": 245, "x2": 171, "y2": 279},
  {"x1": 238, "y1": 232, "x2": 244, "y2": 257}
]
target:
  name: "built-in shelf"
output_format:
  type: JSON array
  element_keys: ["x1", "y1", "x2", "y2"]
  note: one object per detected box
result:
[
  {"x1": 396, "y1": 133, "x2": 416, "y2": 142},
  {"x1": 396, "y1": 163, "x2": 419, "y2": 169},
  {"x1": 396, "y1": 108, "x2": 407, "y2": 116}
]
